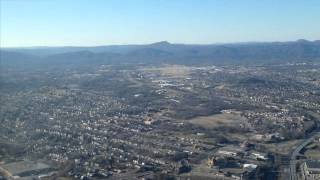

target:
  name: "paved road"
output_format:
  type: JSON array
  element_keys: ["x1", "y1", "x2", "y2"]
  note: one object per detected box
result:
[
  {"x1": 289, "y1": 131, "x2": 320, "y2": 180},
  {"x1": 0, "y1": 166, "x2": 13, "y2": 180}
]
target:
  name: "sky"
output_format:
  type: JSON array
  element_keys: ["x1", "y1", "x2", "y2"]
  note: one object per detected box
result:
[{"x1": 1, "y1": 0, "x2": 319, "y2": 47}]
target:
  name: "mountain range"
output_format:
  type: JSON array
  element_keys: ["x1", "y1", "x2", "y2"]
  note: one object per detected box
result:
[{"x1": 1, "y1": 39, "x2": 320, "y2": 67}]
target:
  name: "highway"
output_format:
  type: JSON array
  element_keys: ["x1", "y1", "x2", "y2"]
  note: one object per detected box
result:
[
  {"x1": 0, "y1": 166, "x2": 13, "y2": 180},
  {"x1": 288, "y1": 130, "x2": 320, "y2": 180}
]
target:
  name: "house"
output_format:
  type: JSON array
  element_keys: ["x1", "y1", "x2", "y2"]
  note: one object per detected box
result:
[
  {"x1": 243, "y1": 163, "x2": 257, "y2": 170},
  {"x1": 216, "y1": 146, "x2": 244, "y2": 157},
  {"x1": 251, "y1": 152, "x2": 269, "y2": 161}
]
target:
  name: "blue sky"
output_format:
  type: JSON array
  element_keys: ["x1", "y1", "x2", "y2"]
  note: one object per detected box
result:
[{"x1": 1, "y1": 0, "x2": 319, "y2": 47}]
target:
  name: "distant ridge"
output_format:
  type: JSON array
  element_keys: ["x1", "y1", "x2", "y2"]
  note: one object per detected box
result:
[
  {"x1": 1, "y1": 39, "x2": 320, "y2": 66},
  {"x1": 149, "y1": 41, "x2": 171, "y2": 46},
  {"x1": 3, "y1": 39, "x2": 319, "y2": 49}
]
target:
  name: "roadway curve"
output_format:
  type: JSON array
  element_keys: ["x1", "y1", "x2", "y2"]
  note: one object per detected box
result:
[{"x1": 289, "y1": 131, "x2": 320, "y2": 180}]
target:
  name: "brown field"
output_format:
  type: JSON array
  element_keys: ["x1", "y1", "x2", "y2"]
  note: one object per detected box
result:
[
  {"x1": 142, "y1": 65, "x2": 191, "y2": 78},
  {"x1": 189, "y1": 112, "x2": 247, "y2": 129},
  {"x1": 305, "y1": 149, "x2": 320, "y2": 159},
  {"x1": 181, "y1": 159, "x2": 233, "y2": 180},
  {"x1": 262, "y1": 139, "x2": 304, "y2": 155},
  {"x1": 304, "y1": 142, "x2": 320, "y2": 159}
]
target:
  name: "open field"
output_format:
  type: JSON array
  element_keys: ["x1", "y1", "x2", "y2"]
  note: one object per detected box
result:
[
  {"x1": 263, "y1": 139, "x2": 304, "y2": 155},
  {"x1": 142, "y1": 65, "x2": 191, "y2": 78},
  {"x1": 2, "y1": 161, "x2": 51, "y2": 176},
  {"x1": 189, "y1": 112, "x2": 247, "y2": 129},
  {"x1": 304, "y1": 142, "x2": 320, "y2": 159},
  {"x1": 305, "y1": 149, "x2": 320, "y2": 159},
  {"x1": 181, "y1": 159, "x2": 232, "y2": 180}
]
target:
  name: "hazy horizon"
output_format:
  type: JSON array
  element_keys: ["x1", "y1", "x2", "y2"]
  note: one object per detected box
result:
[{"x1": 1, "y1": 39, "x2": 320, "y2": 49}]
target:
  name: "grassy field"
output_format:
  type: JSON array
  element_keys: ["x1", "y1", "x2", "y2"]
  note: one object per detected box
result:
[
  {"x1": 304, "y1": 142, "x2": 320, "y2": 159},
  {"x1": 262, "y1": 139, "x2": 304, "y2": 155},
  {"x1": 305, "y1": 149, "x2": 320, "y2": 159}
]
